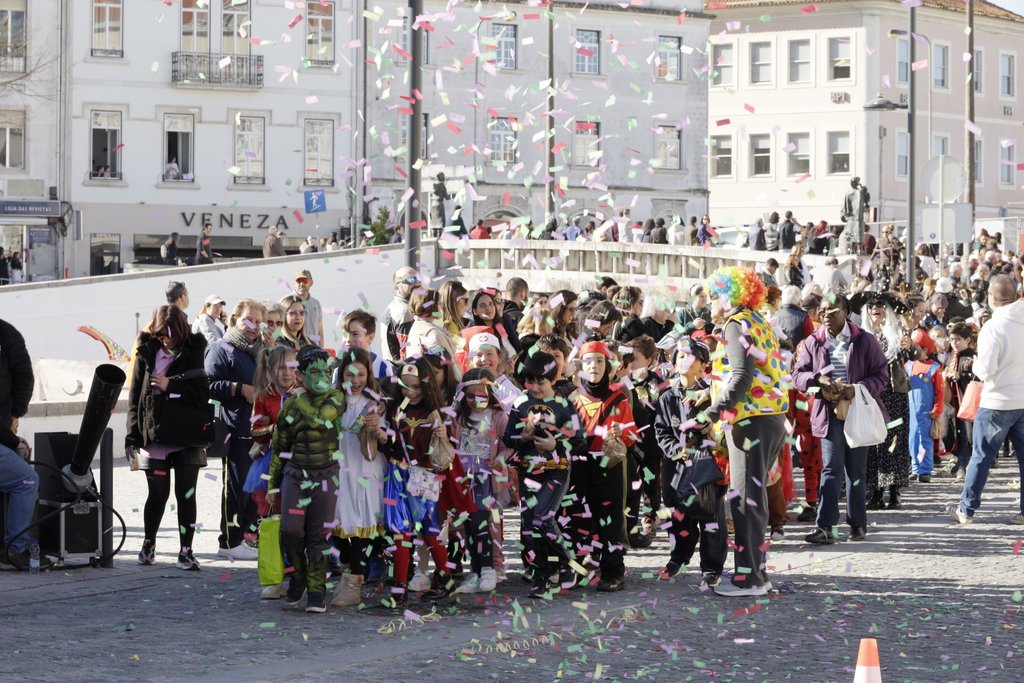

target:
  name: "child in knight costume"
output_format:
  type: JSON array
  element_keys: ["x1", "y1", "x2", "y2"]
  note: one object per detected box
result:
[{"x1": 267, "y1": 345, "x2": 346, "y2": 614}]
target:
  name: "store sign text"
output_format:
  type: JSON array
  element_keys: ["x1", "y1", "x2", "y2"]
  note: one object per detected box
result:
[{"x1": 180, "y1": 212, "x2": 290, "y2": 230}]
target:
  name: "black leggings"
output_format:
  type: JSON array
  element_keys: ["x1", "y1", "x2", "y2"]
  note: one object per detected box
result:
[
  {"x1": 144, "y1": 465, "x2": 201, "y2": 550},
  {"x1": 463, "y1": 510, "x2": 493, "y2": 574}
]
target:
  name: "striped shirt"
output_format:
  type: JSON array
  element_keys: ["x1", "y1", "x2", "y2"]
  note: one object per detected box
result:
[{"x1": 826, "y1": 323, "x2": 851, "y2": 382}]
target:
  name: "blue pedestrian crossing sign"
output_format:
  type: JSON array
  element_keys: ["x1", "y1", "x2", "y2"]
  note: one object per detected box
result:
[{"x1": 304, "y1": 189, "x2": 326, "y2": 214}]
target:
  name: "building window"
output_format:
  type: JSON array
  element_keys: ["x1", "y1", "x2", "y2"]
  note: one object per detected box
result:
[
  {"x1": 974, "y1": 139, "x2": 982, "y2": 185},
  {"x1": 896, "y1": 38, "x2": 909, "y2": 85},
  {"x1": 492, "y1": 23, "x2": 517, "y2": 70},
  {"x1": 657, "y1": 36, "x2": 682, "y2": 81},
  {"x1": 1000, "y1": 144, "x2": 1015, "y2": 185},
  {"x1": 90, "y1": 111, "x2": 121, "y2": 179},
  {"x1": 0, "y1": 3, "x2": 26, "y2": 73},
  {"x1": 306, "y1": 2, "x2": 334, "y2": 67},
  {"x1": 711, "y1": 44, "x2": 734, "y2": 86},
  {"x1": 933, "y1": 44, "x2": 948, "y2": 89},
  {"x1": 896, "y1": 132, "x2": 909, "y2": 177},
  {"x1": 164, "y1": 113, "x2": 194, "y2": 182},
  {"x1": 398, "y1": 16, "x2": 429, "y2": 65},
  {"x1": 181, "y1": 0, "x2": 209, "y2": 53},
  {"x1": 710, "y1": 136, "x2": 732, "y2": 177},
  {"x1": 749, "y1": 42, "x2": 772, "y2": 84},
  {"x1": 750, "y1": 134, "x2": 771, "y2": 176},
  {"x1": 0, "y1": 110, "x2": 25, "y2": 169},
  {"x1": 573, "y1": 120, "x2": 600, "y2": 166},
  {"x1": 787, "y1": 133, "x2": 810, "y2": 175},
  {"x1": 489, "y1": 116, "x2": 517, "y2": 164},
  {"x1": 788, "y1": 39, "x2": 811, "y2": 83},
  {"x1": 828, "y1": 37, "x2": 851, "y2": 80},
  {"x1": 828, "y1": 132, "x2": 850, "y2": 174},
  {"x1": 399, "y1": 112, "x2": 428, "y2": 160},
  {"x1": 234, "y1": 115, "x2": 264, "y2": 184},
  {"x1": 92, "y1": 0, "x2": 123, "y2": 57},
  {"x1": 90, "y1": 233, "x2": 121, "y2": 276},
  {"x1": 973, "y1": 49, "x2": 983, "y2": 94},
  {"x1": 304, "y1": 119, "x2": 334, "y2": 187},
  {"x1": 655, "y1": 125, "x2": 681, "y2": 170},
  {"x1": 222, "y1": 0, "x2": 249, "y2": 55},
  {"x1": 1001, "y1": 53, "x2": 1015, "y2": 97},
  {"x1": 575, "y1": 29, "x2": 600, "y2": 75},
  {"x1": 932, "y1": 134, "x2": 949, "y2": 158}
]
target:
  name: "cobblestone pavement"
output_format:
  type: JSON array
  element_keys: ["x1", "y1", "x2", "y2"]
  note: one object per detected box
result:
[{"x1": 1, "y1": 416, "x2": 1022, "y2": 682}]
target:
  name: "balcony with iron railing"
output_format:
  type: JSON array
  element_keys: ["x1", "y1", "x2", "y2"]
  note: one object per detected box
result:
[
  {"x1": 171, "y1": 52, "x2": 263, "y2": 89},
  {"x1": 0, "y1": 43, "x2": 27, "y2": 73}
]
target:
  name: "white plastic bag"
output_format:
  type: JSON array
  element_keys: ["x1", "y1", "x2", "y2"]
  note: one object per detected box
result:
[{"x1": 843, "y1": 384, "x2": 887, "y2": 448}]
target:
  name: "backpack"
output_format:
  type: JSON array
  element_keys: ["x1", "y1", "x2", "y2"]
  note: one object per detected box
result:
[{"x1": 160, "y1": 244, "x2": 169, "y2": 259}]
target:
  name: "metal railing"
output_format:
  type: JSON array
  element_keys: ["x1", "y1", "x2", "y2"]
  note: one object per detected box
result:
[
  {"x1": 0, "y1": 44, "x2": 26, "y2": 73},
  {"x1": 171, "y1": 52, "x2": 264, "y2": 88}
]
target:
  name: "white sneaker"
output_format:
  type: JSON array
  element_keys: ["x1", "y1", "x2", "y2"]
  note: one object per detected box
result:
[
  {"x1": 408, "y1": 572, "x2": 431, "y2": 592},
  {"x1": 453, "y1": 573, "x2": 480, "y2": 594},
  {"x1": 714, "y1": 581, "x2": 769, "y2": 597},
  {"x1": 770, "y1": 530, "x2": 785, "y2": 542},
  {"x1": 218, "y1": 543, "x2": 259, "y2": 561},
  {"x1": 260, "y1": 583, "x2": 286, "y2": 599},
  {"x1": 477, "y1": 568, "x2": 497, "y2": 593},
  {"x1": 1008, "y1": 513, "x2": 1024, "y2": 526},
  {"x1": 947, "y1": 504, "x2": 974, "y2": 525}
]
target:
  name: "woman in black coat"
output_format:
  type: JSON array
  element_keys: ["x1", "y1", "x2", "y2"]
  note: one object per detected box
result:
[{"x1": 126, "y1": 305, "x2": 210, "y2": 571}]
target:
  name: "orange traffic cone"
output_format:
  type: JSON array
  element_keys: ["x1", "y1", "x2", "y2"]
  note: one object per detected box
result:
[{"x1": 853, "y1": 638, "x2": 882, "y2": 683}]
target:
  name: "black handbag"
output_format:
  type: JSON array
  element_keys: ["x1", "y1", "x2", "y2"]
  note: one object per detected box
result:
[
  {"x1": 669, "y1": 449, "x2": 724, "y2": 523},
  {"x1": 145, "y1": 369, "x2": 215, "y2": 449}
]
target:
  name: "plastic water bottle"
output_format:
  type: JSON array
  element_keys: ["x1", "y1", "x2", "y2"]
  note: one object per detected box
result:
[{"x1": 29, "y1": 542, "x2": 40, "y2": 574}]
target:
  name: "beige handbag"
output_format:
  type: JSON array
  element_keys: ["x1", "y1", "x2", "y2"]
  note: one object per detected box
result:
[
  {"x1": 834, "y1": 398, "x2": 851, "y2": 421},
  {"x1": 428, "y1": 411, "x2": 456, "y2": 470},
  {"x1": 601, "y1": 433, "x2": 628, "y2": 468}
]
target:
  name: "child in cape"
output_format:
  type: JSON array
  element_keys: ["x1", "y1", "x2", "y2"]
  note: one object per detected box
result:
[{"x1": 267, "y1": 346, "x2": 345, "y2": 613}]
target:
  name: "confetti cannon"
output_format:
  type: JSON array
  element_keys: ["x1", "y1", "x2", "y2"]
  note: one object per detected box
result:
[{"x1": 34, "y1": 364, "x2": 127, "y2": 567}]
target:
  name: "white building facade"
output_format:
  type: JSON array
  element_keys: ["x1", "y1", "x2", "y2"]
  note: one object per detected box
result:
[
  {"x1": 707, "y1": 0, "x2": 1024, "y2": 231},
  {"x1": 363, "y1": 0, "x2": 713, "y2": 234}
]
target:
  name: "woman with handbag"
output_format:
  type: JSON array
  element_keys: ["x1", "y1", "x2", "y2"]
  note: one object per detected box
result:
[
  {"x1": 944, "y1": 323, "x2": 977, "y2": 480},
  {"x1": 126, "y1": 305, "x2": 211, "y2": 571},
  {"x1": 860, "y1": 294, "x2": 913, "y2": 509},
  {"x1": 568, "y1": 340, "x2": 639, "y2": 593},
  {"x1": 793, "y1": 293, "x2": 889, "y2": 546}
]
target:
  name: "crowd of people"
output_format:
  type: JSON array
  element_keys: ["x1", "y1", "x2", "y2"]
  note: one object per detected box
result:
[{"x1": 2, "y1": 224, "x2": 1022, "y2": 617}]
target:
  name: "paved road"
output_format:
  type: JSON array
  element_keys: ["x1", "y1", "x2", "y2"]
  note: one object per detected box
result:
[{"x1": 1, "y1": 414, "x2": 1022, "y2": 682}]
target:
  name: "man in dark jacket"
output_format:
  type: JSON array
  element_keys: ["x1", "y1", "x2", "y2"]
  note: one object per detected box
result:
[
  {"x1": 503, "y1": 277, "x2": 529, "y2": 331},
  {"x1": 194, "y1": 223, "x2": 213, "y2": 265},
  {"x1": 382, "y1": 266, "x2": 419, "y2": 364},
  {"x1": 793, "y1": 294, "x2": 889, "y2": 545},
  {"x1": 0, "y1": 319, "x2": 51, "y2": 570},
  {"x1": 773, "y1": 285, "x2": 808, "y2": 349},
  {"x1": 779, "y1": 211, "x2": 797, "y2": 250}
]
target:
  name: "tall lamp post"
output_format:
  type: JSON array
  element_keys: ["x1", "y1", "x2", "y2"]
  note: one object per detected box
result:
[
  {"x1": 405, "y1": 0, "x2": 424, "y2": 268},
  {"x1": 865, "y1": 94, "x2": 913, "y2": 283}
]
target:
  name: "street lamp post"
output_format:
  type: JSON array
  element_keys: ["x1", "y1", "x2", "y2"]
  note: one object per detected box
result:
[
  {"x1": 405, "y1": 0, "x2": 424, "y2": 269},
  {"x1": 545, "y1": 5, "x2": 556, "y2": 224},
  {"x1": 864, "y1": 92, "x2": 913, "y2": 284}
]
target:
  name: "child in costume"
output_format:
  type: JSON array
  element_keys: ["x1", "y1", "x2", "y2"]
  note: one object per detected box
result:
[
  {"x1": 569, "y1": 340, "x2": 639, "y2": 592},
  {"x1": 621, "y1": 334, "x2": 664, "y2": 548},
  {"x1": 247, "y1": 345, "x2": 297, "y2": 600},
  {"x1": 536, "y1": 334, "x2": 577, "y2": 400},
  {"x1": 906, "y1": 327, "x2": 945, "y2": 481},
  {"x1": 468, "y1": 331, "x2": 524, "y2": 412},
  {"x1": 503, "y1": 351, "x2": 587, "y2": 599},
  {"x1": 380, "y1": 357, "x2": 475, "y2": 606},
  {"x1": 331, "y1": 347, "x2": 387, "y2": 607},
  {"x1": 449, "y1": 368, "x2": 511, "y2": 594},
  {"x1": 653, "y1": 337, "x2": 728, "y2": 587},
  {"x1": 267, "y1": 346, "x2": 345, "y2": 613}
]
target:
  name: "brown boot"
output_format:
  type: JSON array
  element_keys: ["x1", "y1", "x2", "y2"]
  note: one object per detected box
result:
[{"x1": 330, "y1": 573, "x2": 363, "y2": 607}]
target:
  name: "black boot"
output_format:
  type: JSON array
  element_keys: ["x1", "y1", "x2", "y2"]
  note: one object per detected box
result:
[
  {"x1": 887, "y1": 486, "x2": 902, "y2": 510},
  {"x1": 866, "y1": 489, "x2": 885, "y2": 510}
]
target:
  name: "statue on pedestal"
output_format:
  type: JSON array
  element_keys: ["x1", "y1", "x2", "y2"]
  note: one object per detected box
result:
[
  {"x1": 840, "y1": 176, "x2": 870, "y2": 255},
  {"x1": 430, "y1": 172, "x2": 453, "y2": 236}
]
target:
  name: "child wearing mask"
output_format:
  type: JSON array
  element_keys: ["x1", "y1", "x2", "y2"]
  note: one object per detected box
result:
[
  {"x1": 266, "y1": 346, "x2": 345, "y2": 613},
  {"x1": 449, "y1": 368, "x2": 510, "y2": 594},
  {"x1": 503, "y1": 351, "x2": 587, "y2": 598},
  {"x1": 654, "y1": 337, "x2": 727, "y2": 587}
]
